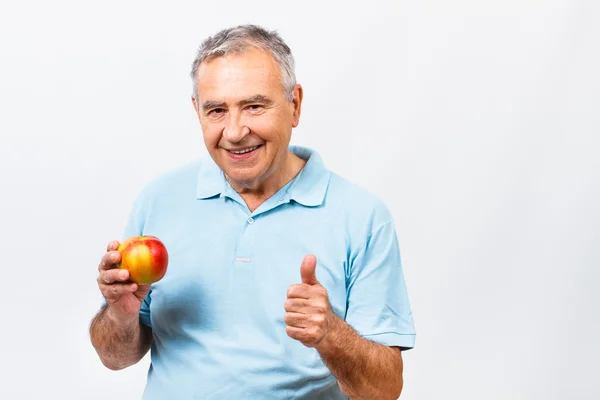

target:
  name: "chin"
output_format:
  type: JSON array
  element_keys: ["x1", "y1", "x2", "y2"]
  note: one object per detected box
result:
[{"x1": 224, "y1": 168, "x2": 262, "y2": 186}]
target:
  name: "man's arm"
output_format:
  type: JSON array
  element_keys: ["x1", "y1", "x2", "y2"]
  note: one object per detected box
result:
[
  {"x1": 285, "y1": 255, "x2": 406, "y2": 400},
  {"x1": 91, "y1": 240, "x2": 154, "y2": 370},
  {"x1": 316, "y1": 315, "x2": 403, "y2": 400},
  {"x1": 89, "y1": 305, "x2": 152, "y2": 370}
]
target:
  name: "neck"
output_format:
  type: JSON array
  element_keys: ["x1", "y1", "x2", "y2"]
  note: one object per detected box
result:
[{"x1": 226, "y1": 150, "x2": 306, "y2": 211}]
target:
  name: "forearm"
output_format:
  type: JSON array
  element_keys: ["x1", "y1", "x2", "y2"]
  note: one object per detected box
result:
[
  {"x1": 316, "y1": 316, "x2": 404, "y2": 400},
  {"x1": 89, "y1": 305, "x2": 151, "y2": 370}
]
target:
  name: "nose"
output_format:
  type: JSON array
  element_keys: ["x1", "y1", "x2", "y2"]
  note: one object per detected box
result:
[{"x1": 223, "y1": 112, "x2": 250, "y2": 143}]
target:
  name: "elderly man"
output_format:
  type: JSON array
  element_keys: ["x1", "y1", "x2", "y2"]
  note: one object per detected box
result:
[{"x1": 90, "y1": 24, "x2": 416, "y2": 400}]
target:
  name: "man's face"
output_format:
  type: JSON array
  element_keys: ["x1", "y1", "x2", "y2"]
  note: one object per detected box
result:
[{"x1": 192, "y1": 47, "x2": 302, "y2": 189}]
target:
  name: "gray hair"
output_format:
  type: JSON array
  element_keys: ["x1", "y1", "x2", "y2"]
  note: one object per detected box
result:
[{"x1": 190, "y1": 24, "x2": 297, "y2": 105}]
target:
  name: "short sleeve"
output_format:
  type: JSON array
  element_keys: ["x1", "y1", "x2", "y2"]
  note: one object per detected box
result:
[{"x1": 345, "y1": 220, "x2": 416, "y2": 350}]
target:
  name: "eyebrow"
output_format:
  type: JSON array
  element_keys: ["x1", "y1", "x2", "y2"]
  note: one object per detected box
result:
[{"x1": 202, "y1": 95, "x2": 273, "y2": 111}]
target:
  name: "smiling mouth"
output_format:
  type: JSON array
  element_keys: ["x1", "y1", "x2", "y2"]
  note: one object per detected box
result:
[{"x1": 227, "y1": 145, "x2": 262, "y2": 154}]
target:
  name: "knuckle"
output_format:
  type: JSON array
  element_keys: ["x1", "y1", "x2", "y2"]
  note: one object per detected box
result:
[
  {"x1": 285, "y1": 326, "x2": 294, "y2": 337},
  {"x1": 100, "y1": 256, "x2": 111, "y2": 270},
  {"x1": 287, "y1": 286, "x2": 296, "y2": 298},
  {"x1": 315, "y1": 303, "x2": 327, "y2": 314},
  {"x1": 105, "y1": 271, "x2": 116, "y2": 284},
  {"x1": 284, "y1": 313, "x2": 294, "y2": 325},
  {"x1": 284, "y1": 299, "x2": 293, "y2": 310},
  {"x1": 109, "y1": 251, "x2": 119, "y2": 263}
]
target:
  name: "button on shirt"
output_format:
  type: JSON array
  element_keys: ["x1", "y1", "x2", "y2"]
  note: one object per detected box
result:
[{"x1": 121, "y1": 145, "x2": 416, "y2": 400}]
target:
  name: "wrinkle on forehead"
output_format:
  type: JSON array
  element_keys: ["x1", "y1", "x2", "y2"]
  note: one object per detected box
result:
[{"x1": 195, "y1": 48, "x2": 283, "y2": 102}]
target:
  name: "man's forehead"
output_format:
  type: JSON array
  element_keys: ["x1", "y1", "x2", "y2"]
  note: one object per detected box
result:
[
  {"x1": 196, "y1": 48, "x2": 280, "y2": 82},
  {"x1": 195, "y1": 57, "x2": 284, "y2": 103}
]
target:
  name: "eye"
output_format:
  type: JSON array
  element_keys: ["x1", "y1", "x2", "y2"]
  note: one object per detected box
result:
[
  {"x1": 209, "y1": 108, "x2": 225, "y2": 115},
  {"x1": 247, "y1": 104, "x2": 263, "y2": 112}
]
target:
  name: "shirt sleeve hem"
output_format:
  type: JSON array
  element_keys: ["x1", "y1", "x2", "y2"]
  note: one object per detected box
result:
[{"x1": 362, "y1": 332, "x2": 416, "y2": 350}]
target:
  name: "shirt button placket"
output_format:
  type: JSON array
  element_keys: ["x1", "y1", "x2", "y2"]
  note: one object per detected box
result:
[{"x1": 234, "y1": 216, "x2": 256, "y2": 264}]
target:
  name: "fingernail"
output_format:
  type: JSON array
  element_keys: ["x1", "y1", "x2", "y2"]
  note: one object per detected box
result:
[{"x1": 119, "y1": 270, "x2": 128, "y2": 279}]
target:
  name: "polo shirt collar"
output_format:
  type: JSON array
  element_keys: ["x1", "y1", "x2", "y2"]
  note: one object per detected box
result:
[
  {"x1": 195, "y1": 145, "x2": 330, "y2": 207},
  {"x1": 195, "y1": 154, "x2": 226, "y2": 199},
  {"x1": 285, "y1": 145, "x2": 330, "y2": 207}
]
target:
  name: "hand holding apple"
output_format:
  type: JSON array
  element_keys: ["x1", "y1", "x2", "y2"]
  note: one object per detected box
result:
[
  {"x1": 284, "y1": 255, "x2": 336, "y2": 348},
  {"x1": 96, "y1": 236, "x2": 168, "y2": 321}
]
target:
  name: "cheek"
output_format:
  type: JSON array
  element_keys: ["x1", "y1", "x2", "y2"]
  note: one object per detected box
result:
[
  {"x1": 250, "y1": 115, "x2": 286, "y2": 142},
  {"x1": 200, "y1": 122, "x2": 222, "y2": 146}
]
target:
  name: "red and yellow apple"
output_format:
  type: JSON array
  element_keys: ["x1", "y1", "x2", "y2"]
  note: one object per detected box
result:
[{"x1": 117, "y1": 235, "x2": 169, "y2": 285}]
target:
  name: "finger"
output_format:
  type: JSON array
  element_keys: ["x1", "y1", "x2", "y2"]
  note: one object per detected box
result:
[
  {"x1": 98, "y1": 251, "x2": 121, "y2": 271},
  {"x1": 300, "y1": 254, "x2": 319, "y2": 285},
  {"x1": 286, "y1": 325, "x2": 309, "y2": 342},
  {"x1": 284, "y1": 312, "x2": 310, "y2": 328},
  {"x1": 132, "y1": 284, "x2": 152, "y2": 301},
  {"x1": 106, "y1": 240, "x2": 120, "y2": 252},
  {"x1": 284, "y1": 298, "x2": 329, "y2": 317},
  {"x1": 97, "y1": 269, "x2": 130, "y2": 285},
  {"x1": 100, "y1": 282, "x2": 138, "y2": 299},
  {"x1": 284, "y1": 298, "x2": 311, "y2": 313},
  {"x1": 287, "y1": 284, "x2": 312, "y2": 299}
]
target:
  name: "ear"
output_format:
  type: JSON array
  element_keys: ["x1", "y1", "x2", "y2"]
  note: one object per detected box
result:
[
  {"x1": 191, "y1": 96, "x2": 202, "y2": 121},
  {"x1": 291, "y1": 84, "x2": 303, "y2": 128}
]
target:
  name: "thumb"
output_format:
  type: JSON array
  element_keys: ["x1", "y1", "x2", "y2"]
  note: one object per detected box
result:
[{"x1": 300, "y1": 254, "x2": 319, "y2": 285}]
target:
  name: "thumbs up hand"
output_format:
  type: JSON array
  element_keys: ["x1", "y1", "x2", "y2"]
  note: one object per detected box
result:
[{"x1": 284, "y1": 255, "x2": 335, "y2": 348}]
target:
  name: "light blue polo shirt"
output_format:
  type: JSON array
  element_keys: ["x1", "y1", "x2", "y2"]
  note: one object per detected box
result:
[{"x1": 120, "y1": 145, "x2": 416, "y2": 399}]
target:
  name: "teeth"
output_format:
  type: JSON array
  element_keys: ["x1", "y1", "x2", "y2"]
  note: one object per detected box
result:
[{"x1": 230, "y1": 145, "x2": 259, "y2": 154}]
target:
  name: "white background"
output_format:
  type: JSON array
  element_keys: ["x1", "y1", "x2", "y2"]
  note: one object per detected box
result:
[{"x1": 1, "y1": 0, "x2": 598, "y2": 399}]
